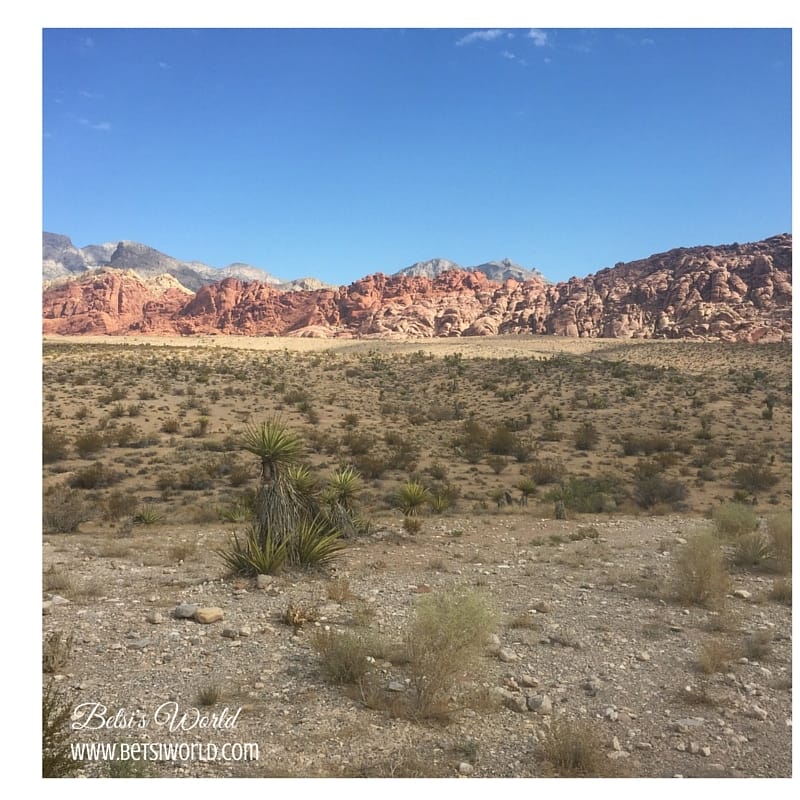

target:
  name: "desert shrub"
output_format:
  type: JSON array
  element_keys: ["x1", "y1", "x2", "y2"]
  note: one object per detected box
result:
[
  {"x1": 733, "y1": 532, "x2": 773, "y2": 568},
  {"x1": 734, "y1": 464, "x2": 779, "y2": 494},
  {"x1": 73, "y1": 430, "x2": 107, "y2": 458},
  {"x1": 293, "y1": 516, "x2": 346, "y2": 567},
  {"x1": 697, "y1": 637, "x2": 734, "y2": 674},
  {"x1": 486, "y1": 455, "x2": 508, "y2": 474},
  {"x1": 218, "y1": 497, "x2": 254, "y2": 523},
  {"x1": 525, "y1": 458, "x2": 565, "y2": 485},
  {"x1": 573, "y1": 421, "x2": 599, "y2": 451},
  {"x1": 42, "y1": 631, "x2": 74, "y2": 674},
  {"x1": 632, "y1": 467, "x2": 687, "y2": 510},
  {"x1": 488, "y1": 425, "x2": 515, "y2": 456},
  {"x1": 105, "y1": 490, "x2": 138, "y2": 521},
  {"x1": 178, "y1": 465, "x2": 214, "y2": 490},
  {"x1": 712, "y1": 502, "x2": 759, "y2": 537},
  {"x1": 767, "y1": 511, "x2": 792, "y2": 572},
  {"x1": 547, "y1": 475, "x2": 623, "y2": 514},
  {"x1": 672, "y1": 532, "x2": 730, "y2": 609},
  {"x1": 742, "y1": 630, "x2": 773, "y2": 661},
  {"x1": 43, "y1": 425, "x2": 70, "y2": 463},
  {"x1": 43, "y1": 683, "x2": 80, "y2": 778},
  {"x1": 69, "y1": 462, "x2": 123, "y2": 490},
  {"x1": 43, "y1": 485, "x2": 90, "y2": 533},
  {"x1": 311, "y1": 628, "x2": 380, "y2": 684},
  {"x1": 405, "y1": 588, "x2": 496, "y2": 711},
  {"x1": 352, "y1": 453, "x2": 390, "y2": 479},
  {"x1": 161, "y1": 418, "x2": 180, "y2": 434},
  {"x1": 539, "y1": 716, "x2": 612, "y2": 777},
  {"x1": 428, "y1": 493, "x2": 451, "y2": 514},
  {"x1": 342, "y1": 431, "x2": 375, "y2": 456},
  {"x1": 619, "y1": 432, "x2": 673, "y2": 456},
  {"x1": 769, "y1": 577, "x2": 791, "y2": 604}
]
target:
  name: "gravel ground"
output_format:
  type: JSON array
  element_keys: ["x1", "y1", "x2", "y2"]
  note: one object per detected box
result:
[{"x1": 42, "y1": 512, "x2": 792, "y2": 779}]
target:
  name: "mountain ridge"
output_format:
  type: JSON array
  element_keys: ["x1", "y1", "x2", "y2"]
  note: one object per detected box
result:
[{"x1": 42, "y1": 233, "x2": 792, "y2": 342}]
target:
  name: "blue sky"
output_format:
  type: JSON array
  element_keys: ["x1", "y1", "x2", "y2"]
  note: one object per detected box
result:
[{"x1": 42, "y1": 26, "x2": 791, "y2": 285}]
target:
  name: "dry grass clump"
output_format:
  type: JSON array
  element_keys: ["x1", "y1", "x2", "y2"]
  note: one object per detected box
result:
[
  {"x1": 42, "y1": 631, "x2": 74, "y2": 674},
  {"x1": 733, "y1": 531, "x2": 773, "y2": 568},
  {"x1": 539, "y1": 715, "x2": 618, "y2": 777},
  {"x1": 742, "y1": 630, "x2": 773, "y2": 661},
  {"x1": 769, "y1": 577, "x2": 792, "y2": 605},
  {"x1": 195, "y1": 684, "x2": 224, "y2": 706},
  {"x1": 43, "y1": 682, "x2": 80, "y2": 778},
  {"x1": 405, "y1": 587, "x2": 496, "y2": 712},
  {"x1": 311, "y1": 628, "x2": 382, "y2": 685},
  {"x1": 696, "y1": 637, "x2": 735, "y2": 674},
  {"x1": 672, "y1": 531, "x2": 730, "y2": 609},
  {"x1": 43, "y1": 485, "x2": 90, "y2": 534}
]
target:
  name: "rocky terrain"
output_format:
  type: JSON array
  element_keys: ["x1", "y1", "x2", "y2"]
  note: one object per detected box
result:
[
  {"x1": 43, "y1": 234, "x2": 791, "y2": 341},
  {"x1": 43, "y1": 513, "x2": 792, "y2": 779}
]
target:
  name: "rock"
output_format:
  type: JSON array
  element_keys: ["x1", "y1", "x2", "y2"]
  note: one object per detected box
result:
[
  {"x1": 255, "y1": 575, "x2": 272, "y2": 589},
  {"x1": 526, "y1": 694, "x2": 553, "y2": 715},
  {"x1": 42, "y1": 601, "x2": 53, "y2": 615},
  {"x1": 498, "y1": 647, "x2": 518, "y2": 663},
  {"x1": 486, "y1": 634, "x2": 501, "y2": 656},
  {"x1": 387, "y1": 682, "x2": 406, "y2": 692},
  {"x1": 239, "y1": 626, "x2": 252, "y2": 637},
  {"x1": 42, "y1": 235, "x2": 793, "y2": 343},
  {"x1": 194, "y1": 607, "x2": 224, "y2": 624},
  {"x1": 533, "y1": 600, "x2": 551, "y2": 613},
  {"x1": 688, "y1": 741, "x2": 700, "y2": 755},
  {"x1": 173, "y1": 603, "x2": 199, "y2": 619},
  {"x1": 491, "y1": 687, "x2": 527, "y2": 713},
  {"x1": 733, "y1": 589, "x2": 752, "y2": 600},
  {"x1": 49, "y1": 595, "x2": 71, "y2": 605},
  {"x1": 746, "y1": 704, "x2": 768, "y2": 721},
  {"x1": 701, "y1": 746, "x2": 712, "y2": 757},
  {"x1": 126, "y1": 638, "x2": 152, "y2": 650},
  {"x1": 519, "y1": 675, "x2": 539, "y2": 688},
  {"x1": 581, "y1": 677, "x2": 601, "y2": 696},
  {"x1": 146, "y1": 611, "x2": 164, "y2": 625},
  {"x1": 222, "y1": 625, "x2": 239, "y2": 639},
  {"x1": 603, "y1": 707, "x2": 619, "y2": 722},
  {"x1": 458, "y1": 762, "x2": 474, "y2": 776},
  {"x1": 612, "y1": 736, "x2": 622, "y2": 751},
  {"x1": 635, "y1": 651, "x2": 651, "y2": 662},
  {"x1": 607, "y1": 751, "x2": 630, "y2": 760}
]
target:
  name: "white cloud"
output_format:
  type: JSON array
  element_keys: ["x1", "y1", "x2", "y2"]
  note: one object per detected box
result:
[
  {"x1": 527, "y1": 29, "x2": 548, "y2": 47},
  {"x1": 641, "y1": 37, "x2": 655, "y2": 46},
  {"x1": 79, "y1": 118, "x2": 111, "y2": 132},
  {"x1": 501, "y1": 50, "x2": 516, "y2": 60},
  {"x1": 456, "y1": 29, "x2": 504, "y2": 46}
]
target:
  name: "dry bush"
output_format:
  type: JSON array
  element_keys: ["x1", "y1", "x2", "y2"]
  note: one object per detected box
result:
[
  {"x1": 42, "y1": 631, "x2": 74, "y2": 674},
  {"x1": 733, "y1": 531, "x2": 773, "y2": 568},
  {"x1": 539, "y1": 715, "x2": 618, "y2": 777},
  {"x1": 767, "y1": 511, "x2": 792, "y2": 573},
  {"x1": 672, "y1": 532, "x2": 730, "y2": 609},
  {"x1": 405, "y1": 588, "x2": 496, "y2": 713},
  {"x1": 697, "y1": 637, "x2": 734, "y2": 674},
  {"x1": 311, "y1": 628, "x2": 380, "y2": 685},
  {"x1": 769, "y1": 577, "x2": 792, "y2": 605},
  {"x1": 742, "y1": 630, "x2": 773, "y2": 661},
  {"x1": 43, "y1": 682, "x2": 80, "y2": 777},
  {"x1": 43, "y1": 485, "x2": 91, "y2": 533},
  {"x1": 195, "y1": 684, "x2": 224, "y2": 706}
]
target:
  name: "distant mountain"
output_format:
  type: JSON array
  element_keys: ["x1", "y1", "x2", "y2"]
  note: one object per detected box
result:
[
  {"x1": 395, "y1": 256, "x2": 549, "y2": 283},
  {"x1": 43, "y1": 234, "x2": 791, "y2": 342},
  {"x1": 42, "y1": 233, "x2": 326, "y2": 293}
]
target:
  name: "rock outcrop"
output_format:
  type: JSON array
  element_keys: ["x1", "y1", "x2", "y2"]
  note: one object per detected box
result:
[{"x1": 42, "y1": 235, "x2": 792, "y2": 341}]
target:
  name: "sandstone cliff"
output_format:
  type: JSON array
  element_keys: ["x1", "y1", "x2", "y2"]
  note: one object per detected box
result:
[{"x1": 42, "y1": 235, "x2": 792, "y2": 342}]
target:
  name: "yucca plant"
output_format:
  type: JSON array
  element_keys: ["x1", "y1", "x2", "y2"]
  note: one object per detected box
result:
[
  {"x1": 396, "y1": 480, "x2": 431, "y2": 516},
  {"x1": 324, "y1": 466, "x2": 362, "y2": 513},
  {"x1": 133, "y1": 503, "x2": 165, "y2": 525},
  {"x1": 217, "y1": 526, "x2": 288, "y2": 575},
  {"x1": 293, "y1": 515, "x2": 346, "y2": 567}
]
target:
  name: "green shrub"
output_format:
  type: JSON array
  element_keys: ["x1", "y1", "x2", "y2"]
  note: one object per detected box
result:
[
  {"x1": 69, "y1": 462, "x2": 123, "y2": 490},
  {"x1": 395, "y1": 481, "x2": 431, "y2": 516},
  {"x1": 217, "y1": 526, "x2": 288, "y2": 576},
  {"x1": 73, "y1": 430, "x2": 107, "y2": 458},
  {"x1": 767, "y1": 511, "x2": 792, "y2": 572},
  {"x1": 734, "y1": 464, "x2": 779, "y2": 495},
  {"x1": 406, "y1": 588, "x2": 496, "y2": 712},
  {"x1": 712, "y1": 502, "x2": 759, "y2": 537},
  {"x1": 573, "y1": 421, "x2": 599, "y2": 451}
]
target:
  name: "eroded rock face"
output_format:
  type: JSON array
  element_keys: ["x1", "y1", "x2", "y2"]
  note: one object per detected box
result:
[{"x1": 42, "y1": 235, "x2": 792, "y2": 341}]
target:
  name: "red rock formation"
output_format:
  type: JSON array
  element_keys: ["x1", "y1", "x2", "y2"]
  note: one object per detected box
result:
[{"x1": 42, "y1": 235, "x2": 792, "y2": 341}]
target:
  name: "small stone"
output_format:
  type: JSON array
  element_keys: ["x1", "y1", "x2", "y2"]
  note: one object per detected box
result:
[
  {"x1": 222, "y1": 625, "x2": 239, "y2": 639},
  {"x1": 675, "y1": 742, "x2": 686, "y2": 752},
  {"x1": 746, "y1": 704, "x2": 768, "y2": 721},
  {"x1": 612, "y1": 736, "x2": 621, "y2": 751},
  {"x1": 194, "y1": 607, "x2": 224, "y2": 624},
  {"x1": 603, "y1": 707, "x2": 619, "y2": 722},
  {"x1": 50, "y1": 595, "x2": 71, "y2": 605},
  {"x1": 458, "y1": 762, "x2": 474, "y2": 776},
  {"x1": 498, "y1": 647, "x2": 518, "y2": 663},
  {"x1": 675, "y1": 537, "x2": 687, "y2": 545},
  {"x1": 173, "y1": 603, "x2": 199, "y2": 619},
  {"x1": 42, "y1": 601, "x2": 53, "y2": 615},
  {"x1": 486, "y1": 634, "x2": 501, "y2": 655},
  {"x1": 519, "y1": 675, "x2": 539, "y2": 688},
  {"x1": 533, "y1": 600, "x2": 551, "y2": 613},
  {"x1": 527, "y1": 694, "x2": 553, "y2": 715},
  {"x1": 635, "y1": 651, "x2": 651, "y2": 662},
  {"x1": 701, "y1": 746, "x2": 712, "y2": 757},
  {"x1": 146, "y1": 611, "x2": 164, "y2": 625},
  {"x1": 607, "y1": 751, "x2": 630, "y2": 760},
  {"x1": 388, "y1": 681, "x2": 405, "y2": 692},
  {"x1": 581, "y1": 677, "x2": 601, "y2": 696},
  {"x1": 636, "y1": 742, "x2": 653, "y2": 751},
  {"x1": 732, "y1": 589, "x2": 752, "y2": 600},
  {"x1": 126, "y1": 638, "x2": 152, "y2": 651},
  {"x1": 239, "y1": 626, "x2": 252, "y2": 637},
  {"x1": 688, "y1": 741, "x2": 700, "y2": 755}
]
